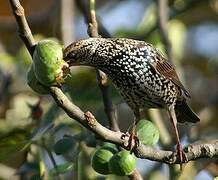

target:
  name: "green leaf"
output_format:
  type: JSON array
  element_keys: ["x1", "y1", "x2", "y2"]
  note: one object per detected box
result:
[
  {"x1": 53, "y1": 137, "x2": 75, "y2": 155},
  {"x1": 30, "y1": 104, "x2": 60, "y2": 142},
  {"x1": 0, "y1": 129, "x2": 29, "y2": 162},
  {"x1": 49, "y1": 162, "x2": 74, "y2": 176}
]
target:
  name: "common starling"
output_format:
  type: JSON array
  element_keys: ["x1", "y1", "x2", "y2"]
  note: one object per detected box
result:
[{"x1": 64, "y1": 38, "x2": 200, "y2": 164}]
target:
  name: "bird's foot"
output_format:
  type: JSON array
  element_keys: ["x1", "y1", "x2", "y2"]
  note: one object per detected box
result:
[
  {"x1": 128, "y1": 132, "x2": 140, "y2": 152},
  {"x1": 176, "y1": 143, "x2": 187, "y2": 170},
  {"x1": 121, "y1": 132, "x2": 139, "y2": 152}
]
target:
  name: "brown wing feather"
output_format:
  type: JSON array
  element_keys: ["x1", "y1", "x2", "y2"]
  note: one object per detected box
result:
[{"x1": 152, "y1": 52, "x2": 191, "y2": 98}]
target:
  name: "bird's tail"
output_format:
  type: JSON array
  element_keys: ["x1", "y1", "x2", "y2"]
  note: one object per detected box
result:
[{"x1": 175, "y1": 99, "x2": 200, "y2": 123}]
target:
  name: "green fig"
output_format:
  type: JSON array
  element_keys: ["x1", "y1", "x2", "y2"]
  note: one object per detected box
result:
[
  {"x1": 27, "y1": 65, "x2": 49, "y2": 94},
  {"x1": 109, "y1": 150, "x2": 136, "y2": 176},
  {"x1": 136, "y1": 119, "x2": 159, "y2": 146},
  {"x1": 33, "y1": 39, "x2": 69, "y2": 86},
  {"x1": 91, "y1": 147, "x2": 115, "y2": 175},
  {"x1": 102, "y1": 142, "x2": 118, "y2": 154}
]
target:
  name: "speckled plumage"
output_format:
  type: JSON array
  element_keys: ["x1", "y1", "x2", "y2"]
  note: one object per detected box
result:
[{"x1": 64, "y1": 38, "x2": 199, "y2": 123}]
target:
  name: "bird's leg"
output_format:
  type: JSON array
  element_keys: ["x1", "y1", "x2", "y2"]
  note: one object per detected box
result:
[
  {"x1": 128, "y1": 118, "x2": 137, "y2": 151},
  {"x1": 127, "y1": 108, "x2": 140, "y2": 151},
  {"x1": 168, "y1": 106, "x2": 187, "y2": 169}
]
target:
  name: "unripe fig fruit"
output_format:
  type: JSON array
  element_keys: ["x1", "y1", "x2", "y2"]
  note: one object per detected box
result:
[
  {"x1": 27, "y1": 65, "x2": 49, "y2": 94},
  {"x1": 33, "y1": 39, "x2": 69, "y2": 86},
  {"x1": 91, "y1": 147, "x2": 115, "y2": 175},
  {"x1": 102, "y1": 142, "x2": 118, "y2": 154},
  {"x1": 136, "y1": 119, "x2": 159, "y2": 146},
  {"x1": 109, "y1": 150, "x2": 136, "y2": 176}
]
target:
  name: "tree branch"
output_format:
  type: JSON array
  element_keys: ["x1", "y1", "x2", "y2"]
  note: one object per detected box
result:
[
  {"x1": 85, "y1": 0, "x2": 119, "y2": 131},
  {"x1": 9, "y1": 0, "x2": 218, "y2": 168},
  {"x1": 49, "y1": 87, "x2": 218, "y2": 164},
  {"x1": 9, "y1": 0, "x2": 36, "y2": 55},
  {"x1": 75, "y1": 0, "x2": 111, "y2": 38}
]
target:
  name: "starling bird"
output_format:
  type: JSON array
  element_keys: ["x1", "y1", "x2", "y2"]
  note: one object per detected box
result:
[{"x1": 64, "y1": 38, "x2": 200, "y2": 164}]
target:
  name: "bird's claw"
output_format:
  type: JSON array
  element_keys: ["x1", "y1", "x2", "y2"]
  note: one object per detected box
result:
[
  {"x1": 127, "y1": 132, "x2": 139, "y2": 152},
  {"x1": 127, "y1": 134, "x2": 139, "y2": 152},
  {"x1": 121, "y1": 132, "x2": 139, "y2": 152},
  {"x1": 176, "y1": 143, "x2": 188, "y2": 170}
]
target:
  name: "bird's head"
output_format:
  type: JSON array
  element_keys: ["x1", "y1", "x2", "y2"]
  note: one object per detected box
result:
[{"x1": 63, "y1": 38, "x2": 100, "y2": 66}]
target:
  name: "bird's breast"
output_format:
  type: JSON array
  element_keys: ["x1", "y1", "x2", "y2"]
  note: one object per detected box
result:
[{"x1": 99, "y1": 62, "x2": 178, "y2": 109}]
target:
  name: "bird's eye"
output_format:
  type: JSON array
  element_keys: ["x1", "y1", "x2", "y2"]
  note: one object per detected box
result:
[{"x1": 69, "y1": 52, "x2": 76, "y2": 59}]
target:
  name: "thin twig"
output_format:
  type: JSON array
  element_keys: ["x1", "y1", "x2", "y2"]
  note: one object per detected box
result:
[
  {"x1": 86, "y1": 0, "x2": 119, "y2": 131},
  {"x1": 87, "y1": 0, "x2": 99, "y2": 37},
  {"x1": 75, "y1": 0, "x2": 111, "y2": 38},
  {"x1": 9, "y1": 0, "x2": 36, "y2": 55},
  {"x1": 42, "y1": 141, "x2": 61, "y2": 180}
]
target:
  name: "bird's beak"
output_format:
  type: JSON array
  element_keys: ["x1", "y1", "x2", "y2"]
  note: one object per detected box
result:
[{"x1": 65, "y1": 59, "x2": 80, "y2": 66}]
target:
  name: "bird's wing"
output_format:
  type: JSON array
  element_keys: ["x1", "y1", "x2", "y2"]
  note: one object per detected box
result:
[{"x1": 151, "y1": 51, "x2": 191, "y2": 98}]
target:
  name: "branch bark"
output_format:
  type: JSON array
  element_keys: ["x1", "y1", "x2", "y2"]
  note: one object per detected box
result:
[
  {"x1": 75, "y1": 0, "x2": 111, "y2": 38},
  {"x1": 9, "y1": 0, "x2": 36, "y2": 55},
  {"x1": 49, "y1": 87, "x2": 218, "y2": 164},
  {"x1": 8, "y1": 0, "x2": 218, "y2": 168}
]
